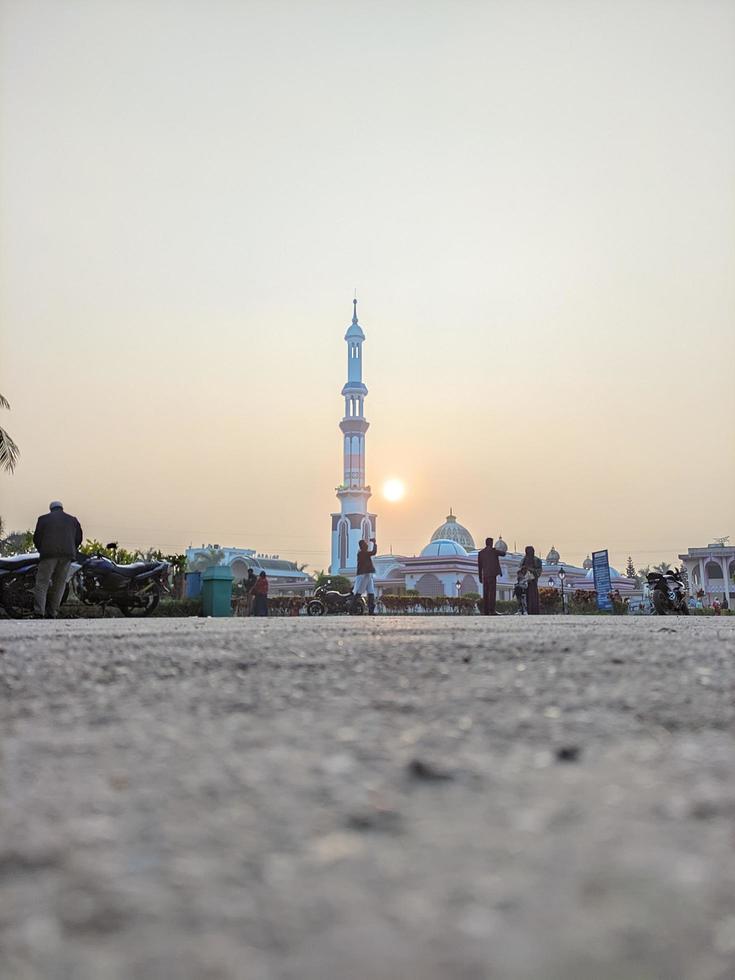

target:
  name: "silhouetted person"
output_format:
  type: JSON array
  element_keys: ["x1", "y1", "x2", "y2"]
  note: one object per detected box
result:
[
  {"x1": 252, "y1": 571, "x2": 269, "y2": 616},
  {"x1": 520, "y1": 545, "x2": 542, "y2": 615},
  {"x1": 478, "y1": 537, "x2": 502, "y2": 615},
  {"x1": 244, "y1": 568, "x2": 257, "y2": 616},
  {"x1": 355, "y1": 537, "x2": 377, "y2": 614},
  {"x1": 33, "y1": 501, "x2": 83, "y2": 618}
]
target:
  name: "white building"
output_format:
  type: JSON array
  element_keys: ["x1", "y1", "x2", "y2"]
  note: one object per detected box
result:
[
  {"x1": 678, "y1": 540, "x2": 734, "y2": 605},
  {"x1": 371, "y1": 512, "x2": 637, "y2": 602},
  {"x1": 185, "y1": 546, "x2": 311, "y2": 593},
  {"x1": 330, "y1": 299, "x2": 377, "y2": 574}
]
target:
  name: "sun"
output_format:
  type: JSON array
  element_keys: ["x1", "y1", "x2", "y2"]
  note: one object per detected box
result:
[{"x1": 383, "y1": 478, "x2": 406, "y2": 502}]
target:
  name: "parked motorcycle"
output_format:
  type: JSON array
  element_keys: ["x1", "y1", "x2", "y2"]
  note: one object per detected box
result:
[
  {"x1": 307, "y1": 582, "x2": 365, "y2": 616},
  {"x1": 647, "y1": 569, "x2": 689, "y2": 616},
  {"x1": 0, "y1": 552, "x2": 76, "y2": 618},
  {"x1": 73, "y1": 553, "x2": 171, "y2": 616}
]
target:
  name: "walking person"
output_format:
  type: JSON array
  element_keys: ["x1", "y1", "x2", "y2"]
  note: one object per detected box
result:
[
  {"x1": 520, "y1": 545, "x2": 542, "y2": 615},
  {"x1": 478, "y1": 536, "x2": 502, "y2": 615},
  {"x1": 355, "y1": 537, "x2": 377, "y2": 615},
  {"x1": 32, "y1": 501, "x2": 83, "y2": 618},
  {"x1": 252, "y1": 571, "x2": 269, "y2": 617}
]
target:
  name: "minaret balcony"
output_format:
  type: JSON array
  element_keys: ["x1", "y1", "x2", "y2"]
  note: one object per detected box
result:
[
  {"x1": 336, "y1": 485, "x2": 372, "y2": 500},
  {"x1": 341, "y1": 381, "x2": 368, "y2": 396},
  {"x1": 339, "y1": 417, "x2": 369, "y2": 434}
]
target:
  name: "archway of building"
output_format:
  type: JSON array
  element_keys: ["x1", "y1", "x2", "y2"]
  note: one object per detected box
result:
[
  {"x1": 706, "y1": 561, "x2": 724, "y2": 582},
  {"x1": 230, "y1": 558, "x2": 249, "y2": 581},
  {"x1": 415, "y1": 573, "x2": 444, "y2": 597},
  {"x1": 460, "y1": 574, "x2": 478, "y2": 595}
]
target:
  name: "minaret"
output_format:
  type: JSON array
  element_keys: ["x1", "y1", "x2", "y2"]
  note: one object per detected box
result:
[{"x1": 330, "y1": 298, "x2": 377, "y2": 575}]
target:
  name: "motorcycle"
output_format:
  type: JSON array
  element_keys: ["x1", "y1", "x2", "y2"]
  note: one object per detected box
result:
[
  {"x1": 306, "y1": 581, "x2": 366, "y2": 616},
  {"x1": 0, "y1": 552, "x2": 77, "y2": 618},
  {"x1": 647, "y1": 569, "x2": 689, "y2": 616},
  {"x1": 73, "y1": 552, "x2": 171, "y2": 617}
]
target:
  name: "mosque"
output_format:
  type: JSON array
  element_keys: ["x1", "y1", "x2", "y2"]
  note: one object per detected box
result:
[{"x1": 328, "y1": 300, "x2": 636, "y2": 601}]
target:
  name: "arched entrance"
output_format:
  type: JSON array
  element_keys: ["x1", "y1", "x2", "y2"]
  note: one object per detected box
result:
[{"x1": 415, "y1": 573, "x2": 444, "y2": 597}]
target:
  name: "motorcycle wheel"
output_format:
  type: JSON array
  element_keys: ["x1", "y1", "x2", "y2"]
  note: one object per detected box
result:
[
  {"x1": 307, "y1": 599, "x2": 325, "y2": 616},
  {"x1": 350, "y1": 597, "x2": 365, "y2": 615},
  {"x1": 118, "y1": 584, "x2": 161, "y2": 618}
]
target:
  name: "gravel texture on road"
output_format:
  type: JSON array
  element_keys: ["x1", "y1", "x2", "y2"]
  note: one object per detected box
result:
[{"x1": 1, "y1": 616, "x2": 734, "y2": 980}]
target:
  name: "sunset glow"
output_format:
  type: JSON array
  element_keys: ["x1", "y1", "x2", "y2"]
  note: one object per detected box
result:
[{"x1": 383, "y1": 479, "x2": 406, "y2": 502}]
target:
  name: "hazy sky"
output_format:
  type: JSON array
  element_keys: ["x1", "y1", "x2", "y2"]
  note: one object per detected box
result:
[{"x1": 1, "y1": 0, "x2": 734, "y2": 572}]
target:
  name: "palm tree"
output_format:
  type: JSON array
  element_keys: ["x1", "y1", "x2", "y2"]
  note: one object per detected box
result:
[
  {"x1": 653, "y1": 561, "x2": 672, "y2": 574},
  {"x1": 0, "y1": 394, "x2": 19, "y2": 473}
]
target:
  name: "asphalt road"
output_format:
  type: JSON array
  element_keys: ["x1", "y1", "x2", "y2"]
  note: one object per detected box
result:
[{"x1": 1, "y1": 616, "x2": 734, "y2": 980}]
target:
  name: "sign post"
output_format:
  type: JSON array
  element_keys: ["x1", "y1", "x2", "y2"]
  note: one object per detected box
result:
[{"x1": 592, "y1": 550, "x2": 613, "y2": 612}]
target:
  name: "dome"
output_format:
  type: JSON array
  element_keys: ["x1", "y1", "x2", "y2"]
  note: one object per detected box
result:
[
  {"x1": 420, "y1": 538, "x2": 468, "y2": 558},
  {"x1": 583, "y1": 555, "x2": 593, "y2": 570},
  {"x1": 585, "y1": 565, "x2": 621, "y2": 580},
  {"x1": 430, "y1": 510, "x2": 475, "y2": 551},
  {"x1": 344, "y1": 298, "x2": 365, "y2": 341},
  {"x1": 495, "y1": 536, "x2": 508, "y2": 556},
  {"x1": 546, "y1": 546, "x2": 560, "y2": 564}
]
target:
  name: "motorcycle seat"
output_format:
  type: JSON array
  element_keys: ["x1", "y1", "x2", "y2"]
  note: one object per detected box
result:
[
  {"x1": 0, "y1": 553, "x2": 39, "y2": 570},
  {"x1": 109, "y1": 561, "x2": 161, "y2": 577}
]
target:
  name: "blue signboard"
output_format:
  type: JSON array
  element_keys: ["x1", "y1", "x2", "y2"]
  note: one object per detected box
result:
[{"x1": 592, "y1": 549, "x2": 613, "y2": 611}]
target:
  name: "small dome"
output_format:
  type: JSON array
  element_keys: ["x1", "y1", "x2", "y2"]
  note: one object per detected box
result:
[
  {"x1": 495, "y1": 536, "x2": 508, "y2": 556},
  {"x1": 583, "y1": 555, "x2": 593, "y2": 570},
  {"x1": 585, "y1": 565, "x2": 621, "y2": 580},
  {"x1": 430, "y1": 511, "x2": 475, "y2": 551},
  {"x1": 420, "y1": 538, "x2": 468, "y2": 558},
  {"x1": 344, "y1": 298, "x2": 365, "y2": 341},
  {"x1": 546, "y1": 546, "x2": 560, "y2": 564}
]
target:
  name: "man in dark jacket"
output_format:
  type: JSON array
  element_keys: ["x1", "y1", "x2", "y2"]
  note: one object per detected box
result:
[
  {"x1": 478, "y1": 536, "x2": 502, "y2": 616},
  {"x1": 33, "y1": 501, "x2": 83, "y2": 618}
]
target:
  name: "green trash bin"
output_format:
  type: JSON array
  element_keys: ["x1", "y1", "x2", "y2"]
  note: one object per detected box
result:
[{"x1": 202, "y1": 565, "x2": 234, "y2": 617}]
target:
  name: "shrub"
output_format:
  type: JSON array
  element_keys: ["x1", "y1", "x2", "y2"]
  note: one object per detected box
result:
[
  {"x1": 59, "y1": 597, "x2": 202, "y2": 618},
  {"x1": 538, "y1": 587, "x2": 561, "y2": 614},
  {"x1": 266, "y1": 596, "x2": 306, "y2": 616},
  {"x1": 568, "y1": 590, "x2": 601, "y2": 614}
]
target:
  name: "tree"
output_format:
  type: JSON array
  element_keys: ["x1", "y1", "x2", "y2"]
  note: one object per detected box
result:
[
  {"x1": 188, "y1": 546, "x2": 225, "y2": 571},
  {"x1": 0, "y1": 530, "x2": 34, "y2": 556},
  {"x1": 316, "y1": 572, "x2": 353, "y2": 593},
  {"x1": 625, "y1": 556, "x2": 636, "y2": 579},
  {"x1": 653, "y1": 561, "x2": 672, "y2": 574},
  {"x1": 0, "y1": 394, "x2": 20, "y2": 473}
]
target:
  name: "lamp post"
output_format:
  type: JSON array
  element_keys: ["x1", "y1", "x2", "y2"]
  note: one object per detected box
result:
[
  {"x1": 455, "y1": 579, "x2": 461, "y2": 610},
  {"x1": 559, "y1": 565, "x2": 566, "y2": 614}
]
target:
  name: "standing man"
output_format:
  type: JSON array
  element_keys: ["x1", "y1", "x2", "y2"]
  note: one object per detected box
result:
[
  {"x1": 33, "y1": 501, "x2": 83, "y2": 618},
  {"x1": 355, "y1": 537, "x2": 377, "y2": 615},
  {"x1": 478, "y1": 536, "x2": 502, "y2": 616},
  {"x1": 244, "y1": 567, "x2": 257, "y2": 616}
]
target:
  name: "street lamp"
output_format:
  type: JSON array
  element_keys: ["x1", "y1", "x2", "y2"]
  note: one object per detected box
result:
[
  {"x1": 548, "y1": 576, "x2": 555, "y2": 587},
  {"x1": 559, "y1": 565, "x2": 567, "y2": 614}
]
